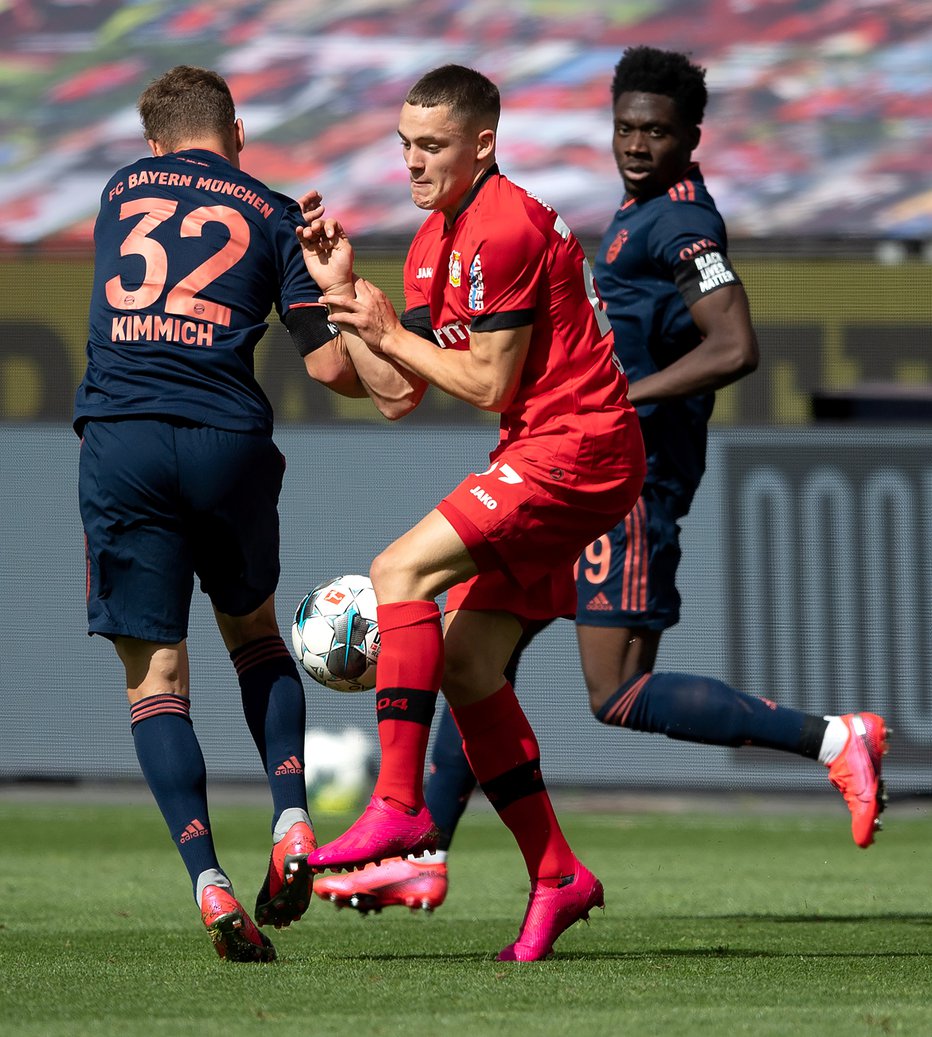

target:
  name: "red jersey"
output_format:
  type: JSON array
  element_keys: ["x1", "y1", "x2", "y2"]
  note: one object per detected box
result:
[{"x1": 403, "y1": 167, "x2": 636, "y2": 472}]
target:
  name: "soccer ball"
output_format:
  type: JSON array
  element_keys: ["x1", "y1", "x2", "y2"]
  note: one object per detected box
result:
[{"x1": 291, "y1": 574, "x2": 379, "y2": 691}]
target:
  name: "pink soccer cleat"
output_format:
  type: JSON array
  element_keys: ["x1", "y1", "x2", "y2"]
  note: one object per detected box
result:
[
  {"x1": 255, "y1": 818, "x2": 317, "y2": 928},
  {"x1": 827, "y1": 712, "x2": 889, "y2": 848},
  {"x1": 315, "y1": 856, "x2": 448, "y2": 914},
  {"x1": 309, "y1": 795, "x2": 439, "y2": 872},
  {"x1": 200, "y1": 884, "x2": 276, "y2": 963},
  {"x1": 498, "y1": 862, "x2": 604, "y2": 962}
]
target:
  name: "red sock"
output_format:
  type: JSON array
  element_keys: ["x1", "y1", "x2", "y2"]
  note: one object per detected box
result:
[
  {"x1": 372, "y1": 600, "x2": 443, "y2": 812},
  {"x1": 452, "y1": 682, "x2": 575, "y2": 882}
]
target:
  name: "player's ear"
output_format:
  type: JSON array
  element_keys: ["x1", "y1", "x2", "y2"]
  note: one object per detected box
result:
[
  {"x1": 234, "y1": 117, "x2": 246, "y2": 154},
  {"x1": 147, "y1": 138, "x2": 163, "y2": 157},
  {"x1": 476, "y1": 127, "x2": 495, "y2": 161},
  {"x1": 688, "y1": 125, "x2": 701, "y2": 152}
]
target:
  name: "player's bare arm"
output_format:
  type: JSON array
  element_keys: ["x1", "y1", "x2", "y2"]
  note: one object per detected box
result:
[
  {"x1": 302, "y1": 334, "x2": 367, "y2": 398},
  {"x1": 295, "y1": 200, "x2": 427, "y2": 419},
  {"x1": 305, "y1": 312, "x2": 427, "y2": 421},
  {"x1": 325, "y1": 280, "x2": 532, "y2": 412},
  {"x1": 625, "y1": 284, "x2": 758, "y2": 406}
]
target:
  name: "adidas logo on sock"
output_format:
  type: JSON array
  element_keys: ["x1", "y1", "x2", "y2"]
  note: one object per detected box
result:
[
  {"x1": 585, "y1": 592, "x2": 613, "y2": 612},
  {"x1": 180, "y1": 818, "x2": 209, "y2": 843},
  {"x1": 275, "y1": 755, "x2": 303, "y2": 777}
]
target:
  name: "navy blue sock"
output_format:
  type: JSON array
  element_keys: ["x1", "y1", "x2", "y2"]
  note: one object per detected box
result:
[
  {"x1": 426, "y1": 704, "x2": 476, "y2": 851},
  {"x1": 232, "y1": 636, "x2": 309, "y2": 830},
  {"x1": 130, "y1": 694, "x2": 222, "y2": 893},
  {"x1": 595, "y1": 671, "x2": 826, "y2": 757}
]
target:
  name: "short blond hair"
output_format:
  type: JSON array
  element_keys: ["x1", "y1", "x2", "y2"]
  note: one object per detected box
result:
[{"x1": 137, "y1": 65, "x2": 236, "y2": 150}]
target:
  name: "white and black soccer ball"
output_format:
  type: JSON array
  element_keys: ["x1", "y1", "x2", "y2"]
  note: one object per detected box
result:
[{"x1": 291, "y1": 574, "x2": 379, "y2": 692}]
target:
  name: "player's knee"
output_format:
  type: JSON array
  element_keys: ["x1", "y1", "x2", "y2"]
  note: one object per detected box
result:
[
  {"x1": 369, "y1": 545, "x2": 415, "y2": 600},
  {"x1": 585, "y1": 666, "x2": 653, "y2": 720},
  {"x1": 575, "y1": 658, "x2": 614, "y2": 715},
  {"x1": 441, "y1": 657, "x2": 481, "y2": 703},
  {"x1": 441, "y1": 649, "x2": 499, "y2": 707},
  {"x1": 586, "y1": 681, "x2": 615, "y2": 717},
  {"x1": 215, "y1": 598, "x2": 279, "y2": 650},
  {"x1": 116, "y1": 637, "x2": 188, "y2": 702}
]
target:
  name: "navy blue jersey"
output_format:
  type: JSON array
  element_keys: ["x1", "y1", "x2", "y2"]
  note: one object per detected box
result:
[
  {"x1": 594, "y1": 165, "x2": 739, "y2": 423},
  {"x1": 74, "y1": 148, "x2": 325, "y2": 435}
]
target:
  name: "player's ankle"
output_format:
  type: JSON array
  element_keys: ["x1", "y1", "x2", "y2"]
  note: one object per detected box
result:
[
  {"x1": 818, "y1": 715, "x2": 849, "y2": 765},
  {"x1": 381, "y1": 795, "x2": 421, "y2": 814}
]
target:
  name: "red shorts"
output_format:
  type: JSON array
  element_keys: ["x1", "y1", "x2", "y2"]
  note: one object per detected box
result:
[{"x1": 439, "y1": 436, "x2": 644, "y2": 621}]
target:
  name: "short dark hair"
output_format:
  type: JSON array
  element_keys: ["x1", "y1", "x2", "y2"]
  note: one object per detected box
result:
[
  {"x1": 611, "y1": 46, "x2": 708, "y2": 127},
  {"x1": 405, "y1": 64, "x2": 500, "y2": 129},
  {"x1": 137, "y1": 65, "x2": 236, "y2": 150}
]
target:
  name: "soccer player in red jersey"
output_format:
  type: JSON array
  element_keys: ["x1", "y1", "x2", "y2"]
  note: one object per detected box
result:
[
  {"x1": 312, "y1": 48, "x2": 889, "y2": 920},
  {"x1": 76, "y1": 66, "x2": 416, "y2": 962},
  {"x1": 297, "y1": 64, "x2": 646, "y2": 961}
]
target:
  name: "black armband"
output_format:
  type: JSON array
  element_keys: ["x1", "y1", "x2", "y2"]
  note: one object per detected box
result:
[
  {"x1": 284, "y1": 304, "x2": 339, "y2": 357},
  {"x1": 470, "y1": 308, "x2": 535, "y2": 333},
  {"x1": 674, "y1": 248, "x2": 742, "y2": 308},
  {"x1": 399, "y1": 305, "x2": 437, "y2": 343}
]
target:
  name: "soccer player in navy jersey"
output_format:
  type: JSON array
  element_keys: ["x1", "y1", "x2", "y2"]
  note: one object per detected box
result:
[
  {"x1": 296, "y1": 64, "x2": 646, "y2": 961},
  {"x1": 313, "y1": 47, "x2": 889, "y2": 918},
  {"x1": 74, "y1": 66, "x2": 416, "y2": 962}
]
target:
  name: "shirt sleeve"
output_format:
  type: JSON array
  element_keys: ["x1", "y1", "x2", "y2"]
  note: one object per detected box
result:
[
  {"x1": 274, "y1": 196, "x2": 325, "y2": 317},
  {"x1": 649, "y1": 201, "x2": 741, "y2": 308},
  {"x1": 467, "y1": 215, "x2": 545, "y2": 333}
]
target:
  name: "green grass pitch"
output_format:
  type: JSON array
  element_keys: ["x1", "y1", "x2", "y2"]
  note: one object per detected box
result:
[{"x1": 1, "y1": 795, "x2": 929, "y2": 1036}]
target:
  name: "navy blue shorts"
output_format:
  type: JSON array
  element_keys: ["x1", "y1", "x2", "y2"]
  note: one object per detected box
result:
[
  {"x1": 575, "y1": 489, "x2": 684, "y2": 631},
  {"x1": 575, "y1": 403, "x2": 708, "y2": 631},
  {"x1": 79, "y1": 418, "x2": 286, "y2": 643}
]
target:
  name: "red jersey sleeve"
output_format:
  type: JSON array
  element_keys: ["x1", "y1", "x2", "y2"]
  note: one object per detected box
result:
[{"x1": 467, "y1": 211, "x2": 546, "y2": 332}]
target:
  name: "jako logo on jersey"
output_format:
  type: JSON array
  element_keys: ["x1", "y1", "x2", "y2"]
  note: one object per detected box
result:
[
  {"x1": 468, "y1": 252, "x2": 485, "y2": 311},
  {"x1": 679, "y1": 238, "x2": 719, "y2": 261},
  {"x1": 470, "y1": 486, "x2": 498, "y2": 509},
  {"x1": 606, "y1": 229, "x2": 629, "y2": 263},
  {"x1": 434, "y1": 321, "x2": 470, "y2": 348},
  {"x1": 416, "y1": 266, "x2": 433, "y2": 279},
  {"x1": 448, "y1": 250, "x2": 462, "y2": 287}
]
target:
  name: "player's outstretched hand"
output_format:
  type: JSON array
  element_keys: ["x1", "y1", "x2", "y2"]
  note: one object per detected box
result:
[
  {"x1": 321, "y1": 279, "x2": 400, "y2": 354},
  {"x1": 297, "y1": 188, "x2": 326, "y2": 224},
  {"x1": 295, "y1": 189, "x2": 354, "y2": 297}
]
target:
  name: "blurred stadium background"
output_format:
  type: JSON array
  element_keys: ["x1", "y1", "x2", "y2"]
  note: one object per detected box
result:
[{"x1": 1, "y1": 0, "x2": 930, "y2": 798}]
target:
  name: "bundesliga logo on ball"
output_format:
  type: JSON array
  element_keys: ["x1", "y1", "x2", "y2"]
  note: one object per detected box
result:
[{"x1": 291, "y1": 575, "x2": 380, "y2": 692}]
